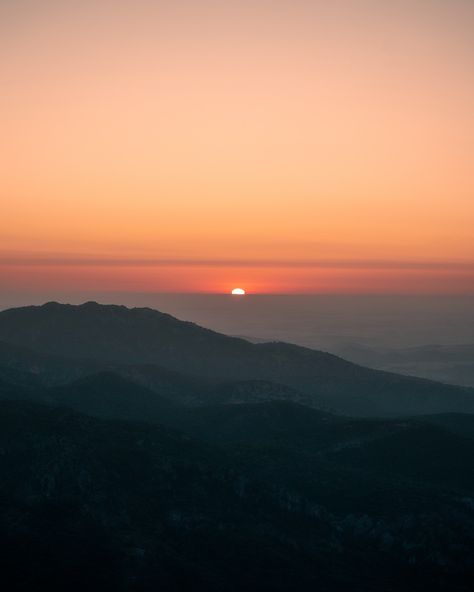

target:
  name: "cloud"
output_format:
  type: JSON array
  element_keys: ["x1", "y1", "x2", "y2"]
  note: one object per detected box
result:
[{"x1": 1, "y1": 255, "x2": 473, "y2": 271}]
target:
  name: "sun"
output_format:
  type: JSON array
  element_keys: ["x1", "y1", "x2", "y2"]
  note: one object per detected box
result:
[{"x1": 231, "y1": 288, "x2": 246, "y2": 295}]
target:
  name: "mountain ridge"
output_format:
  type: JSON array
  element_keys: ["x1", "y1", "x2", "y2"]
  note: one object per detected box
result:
[{"x1": 0, "y1": 301, "x2": 473, "y2": 417}]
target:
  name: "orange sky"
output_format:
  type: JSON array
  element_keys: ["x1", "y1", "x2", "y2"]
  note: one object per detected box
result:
[{"x1": 1, "y1": 0, "x2": 473, "y2": 294}]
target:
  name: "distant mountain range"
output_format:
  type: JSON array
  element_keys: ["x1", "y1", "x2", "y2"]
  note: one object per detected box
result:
[
  {"x1": 335, "y1": 342, "x2": 474, "y2": 388},
  {"x1": 0, "y1": 301, "x2": 473, "y2": 417},
  {"x1": 1, "y1": 302, "x2": 474, "y2": 590}
]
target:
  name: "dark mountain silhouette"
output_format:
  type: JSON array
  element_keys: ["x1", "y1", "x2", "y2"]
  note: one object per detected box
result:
[
  {"x1": 4, "y1": 366, "x2": 474, "y2": 492},
  {"x1": 0, "y1": 340, "x2": 213, "y2": 404},
  {"x1": 0, "y1": 342, "x2": 328, "y2": 413},
  {"x1": 40, "y1": 372, "x2": 174, "y2": 422},
  {"x1": 200, "y1": 379, "x2": 329, "y2": 408},
  {"x1": 1, "y1": 301, "x2": 474, "y2": 589},
  {"x1": 0, "y1": 301, "x2": 473, "y2": 416},
  {"x1": 1, "y1": 398, "x2": 474, "y2": 591},
  {"x1": 418, "y1": 412, "x2": 474, "y2": 439}
]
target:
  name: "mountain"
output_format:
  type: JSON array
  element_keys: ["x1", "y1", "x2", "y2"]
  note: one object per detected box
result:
[
  {"x1": 0, "y1": 340, "x2": 212, "y2": 404},
  {"x1": 1, "y1": 398, "x2": 474, "y2": 591},
  {"x1": 418, "y1": 412, "x2": 474, "y2": 439},
  {"x1": 40, "y1": 371, "x2": 175, "y2": 421},
  {"x1": 0, "y1": 301, "x2": 473, "y2": 417},
  {"x1": 2, "y1": 301, "x2": 474, "y2": 589},
  {"x1": 153, "y1": 401, "x2": 474, "y2": 495},
  {"x1": 0, "y1": 341, "x2": 328, "y2": 415},
  {"x1": 201, "y1": 379, "x2": 328, "y2": 408},
  {"x1": 335, "y1": 343, "x2": 474, "y2": 388}
]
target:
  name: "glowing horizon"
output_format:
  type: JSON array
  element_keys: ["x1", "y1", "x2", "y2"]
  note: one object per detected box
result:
[{"x1": 1, "y1": 1, "x2": 473, "y2": 295}]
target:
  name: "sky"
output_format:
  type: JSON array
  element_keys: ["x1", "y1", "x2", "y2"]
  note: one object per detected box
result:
[{"x1": 1, "y1": 0, "x2": 473, "y2": 295}]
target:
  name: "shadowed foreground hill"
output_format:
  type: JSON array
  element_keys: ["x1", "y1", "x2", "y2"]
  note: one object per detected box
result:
[
  {"x1": 1, "y1": 398, "x2": 474, "y2": 591},
  {"x1": 0, "y1": 301, "x2": 473, "y2": 417}
]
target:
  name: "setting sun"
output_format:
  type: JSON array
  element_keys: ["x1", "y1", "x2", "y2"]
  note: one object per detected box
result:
[
  {"x1": 231, "y1": 288, "x2": 246, "y2": 295},
  {"x1": 1, "y1": 1, "x2": 473, "y2": 296}
]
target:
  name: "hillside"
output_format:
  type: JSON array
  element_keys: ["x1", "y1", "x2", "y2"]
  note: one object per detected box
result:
[{"x1": 1, "y1": 399, "x2": 474, "y2": 591}]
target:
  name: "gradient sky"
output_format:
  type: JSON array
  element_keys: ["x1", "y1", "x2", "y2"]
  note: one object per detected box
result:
[{"x1": 1, "y1": 0, "x2": 473, "y2": 294}]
